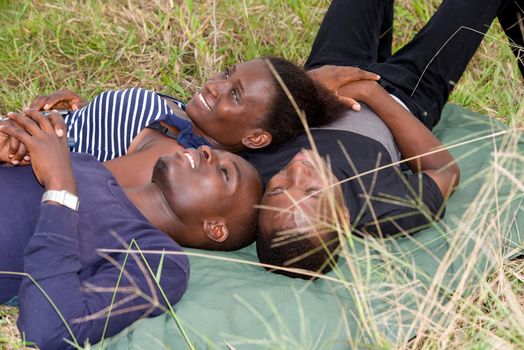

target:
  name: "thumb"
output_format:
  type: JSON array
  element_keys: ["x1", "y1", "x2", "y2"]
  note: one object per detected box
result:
[{"x1": 337, "y1": 96, "x2": 361, "y2": 111}]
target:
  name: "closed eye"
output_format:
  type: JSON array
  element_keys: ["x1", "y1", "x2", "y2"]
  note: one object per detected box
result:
[
  {"x1": 305, "y1": 187, "x2": 321, "y2": 197},
  {"x1": 222, "y1": 168, "x2": 230, "y2": 181},
  {"x1": 268, "y1": 186, "x2": 286, "y2": 195}
]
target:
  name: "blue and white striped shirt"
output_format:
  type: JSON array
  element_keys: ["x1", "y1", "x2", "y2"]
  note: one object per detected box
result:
[{"x1": 64, "y1": 88, "x2": 209, "y2": 162}]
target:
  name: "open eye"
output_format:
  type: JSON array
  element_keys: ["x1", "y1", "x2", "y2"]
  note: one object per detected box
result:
[{"x1": 231, "y1": 89, "x2": 240, "y2": 103}]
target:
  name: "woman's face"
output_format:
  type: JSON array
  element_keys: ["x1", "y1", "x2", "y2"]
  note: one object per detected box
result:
[
  {"x1": 185, "y1": 59, "x2": 275, "y2": 150},
  {"x1": 259, "y1": 150, "x2": 348, "y2": 237}
]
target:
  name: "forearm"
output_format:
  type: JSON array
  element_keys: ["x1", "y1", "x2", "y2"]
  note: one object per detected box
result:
[
  {"x1": 18, "y1": 203, "x2": 188, "y2": 348},
  {"x1": 17, "y1": 203, "x2": 83, "y2": 348}
]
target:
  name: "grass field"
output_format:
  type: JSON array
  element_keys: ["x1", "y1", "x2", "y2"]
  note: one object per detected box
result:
[{"x1": 0, "y1": 0, "x2": 523, "y2": 349}]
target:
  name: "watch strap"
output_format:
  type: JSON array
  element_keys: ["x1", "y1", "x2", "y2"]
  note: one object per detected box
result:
[{"x1": 41, "y1": 190, "x2": 80, "y2": 212}]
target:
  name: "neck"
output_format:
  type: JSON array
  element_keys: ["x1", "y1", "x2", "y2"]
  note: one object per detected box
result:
[
  {"x1": 185, "y1": 111, "x2": 230, "y2": 150},
  {"x1": 123, "y1": 184, "x2": 179, "y2": 238}
]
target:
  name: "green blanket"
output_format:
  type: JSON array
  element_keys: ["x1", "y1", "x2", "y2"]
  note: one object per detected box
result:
[{"x1": 97, "y1": 104, "x2": 523, "y2": 349}]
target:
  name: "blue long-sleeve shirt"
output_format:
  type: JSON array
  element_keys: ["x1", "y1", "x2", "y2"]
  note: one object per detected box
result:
[{"x1": 0, "y1": 153, "x2": 190, "y2": 349}]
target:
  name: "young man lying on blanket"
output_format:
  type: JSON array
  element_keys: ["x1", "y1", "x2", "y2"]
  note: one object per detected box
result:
[{"x1": 0, "y1": 110, "x2": 262, "y2": 348}]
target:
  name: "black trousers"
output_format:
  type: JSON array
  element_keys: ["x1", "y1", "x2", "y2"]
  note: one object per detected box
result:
[{"x1": 305, "y1": 0, "x2": 524, "y2": 129}]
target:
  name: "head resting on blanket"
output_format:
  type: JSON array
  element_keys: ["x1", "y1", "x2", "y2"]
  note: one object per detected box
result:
[
  {"x1": 151, "y1": 146, "x2": 263, "y2": 251},
  {"x1": 256, "y1": 150, "x2": 349, "y2": 278},
  {"x1": 185, "y1": 57, "x2": 346, "y2": 152}
]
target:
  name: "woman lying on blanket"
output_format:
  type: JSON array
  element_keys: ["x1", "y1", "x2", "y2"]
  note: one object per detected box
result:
[
  {"x1": 3, "y1": 56, "x2": 354, "y2": 164},
  {"x1": 0, "y1": 111, "x2": 262, "y2": 348},
  {"x1": 253, "y1": 0, "x2": 523, "y2": 278}
]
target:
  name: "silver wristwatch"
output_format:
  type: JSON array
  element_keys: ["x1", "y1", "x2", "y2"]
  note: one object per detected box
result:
[{"x1": 41, "y1": 190, "x2": 80, "y2": 212}]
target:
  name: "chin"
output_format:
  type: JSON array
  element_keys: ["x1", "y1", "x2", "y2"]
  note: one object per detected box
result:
[
  {"x1": 185, "y1": 98, "x2": 199, "y2": 121},
  {"x1": 151, "y1": 157, "x2": 168, "y2": 184}
]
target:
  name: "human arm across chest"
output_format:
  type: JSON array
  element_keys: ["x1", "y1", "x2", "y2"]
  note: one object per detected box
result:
[{"x1": 337, "y1": 80, "x2": 460, "y2": 199}]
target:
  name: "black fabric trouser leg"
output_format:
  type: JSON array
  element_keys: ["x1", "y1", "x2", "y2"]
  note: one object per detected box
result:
[
  {"x1": 306, "y1": 0, "x2": 522, "y2": 129},
  {"x1": 304, "y1": 0, "x2": 394, "y2": 69},
  {"x1": 498, "y1": 0, "x2": 524, "y2": 77},
  {"x1": 368, "y1": 0, "x2": 521, "y2": 128}
]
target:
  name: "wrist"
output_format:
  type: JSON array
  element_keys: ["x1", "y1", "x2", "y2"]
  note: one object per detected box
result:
[
  {"x1": 360, "y1": 81, "x2": 383, "y2": 102},
  {"x1": 42, "y1": 190, "x2": 80, "y2": 211},
  {"x1": 46, "y1": 177, "x2": 77, "y2": 195}
]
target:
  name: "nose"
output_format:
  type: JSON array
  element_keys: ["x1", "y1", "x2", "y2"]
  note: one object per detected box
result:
[
  {"x1": 287, "y1": 160, "x2": 312, "y2": 186},
  {"x1": 204, "y1": 79, "x2": 229, "y2": 99},
  {"x1": 199, "y1": 145, "x2": 215, "y2": 164}
]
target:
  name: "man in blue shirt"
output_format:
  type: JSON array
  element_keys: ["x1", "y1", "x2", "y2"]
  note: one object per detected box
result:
[{"x1": 0, "y1": 110, "x2": 262, "y2": 348}]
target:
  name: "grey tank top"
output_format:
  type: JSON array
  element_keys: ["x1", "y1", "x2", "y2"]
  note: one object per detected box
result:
[{"x1": 314, "y1": 103, "x2": 401, "y2": 162}]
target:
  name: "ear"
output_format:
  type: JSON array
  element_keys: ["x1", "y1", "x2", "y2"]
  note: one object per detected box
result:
[
  {"x1": 242, "y1": 130, "x2": 272, "y2": 149},
  {"x1": 203, "y1": 219, "x2": 229, "y2": 243}
]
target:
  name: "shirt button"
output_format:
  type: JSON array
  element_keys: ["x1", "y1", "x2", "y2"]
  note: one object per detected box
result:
[{"x1": 422, "y1": 111, "x2": 428, "y2": 117}]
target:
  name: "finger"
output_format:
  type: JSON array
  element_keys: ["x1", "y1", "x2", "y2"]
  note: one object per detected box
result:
[
  {"x1": 7, "y1": 111, "x2": 43, "y2": 136},
  {"x1": 333, "y1": 68, "x2": 381, "y2": 86},
  {"x1": 43, "y1": 89, "x2": 77, "y2": 110},
  {"x1": 337, "y1": 96, "x2": 361, "y2": 111},
  {"x1": 29, "y1": 95, "x2": 48, "y2": 110},
  {"x1": 0, "y1": 123, "x2": 33, "y2": 148},
  {"x1": 23, "y1": 109, "x2": 55, "y2": 133},
  {"x1": 359, "y1": 70, "x2": 380, "y2": 81},
  {"x1": 42, "y1": 90, "x2": 68, "y2": 110},
  {"x1": 12, "y1": 140, "x2": 28, "y2": 164},
  {"x1": 8, "y1": 135, "x2": 19, "y2": 158},
  {"x1": 48, "y1": 110, "x2": 68, "y2": 137}
]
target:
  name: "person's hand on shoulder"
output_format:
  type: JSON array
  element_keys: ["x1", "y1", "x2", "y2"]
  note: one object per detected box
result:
[
  {"x1": 336, "y1": 79, "x2": 383, "y2": 106},
  {"x1": 29, "y1": 89, "x2": 87, "y2": 111},
  {"x1": 0, "y1": 110, "x2": 77, "y2": 194},
  {"x1": 307, "y1": 65, "x2": 380, "y2": 111}
]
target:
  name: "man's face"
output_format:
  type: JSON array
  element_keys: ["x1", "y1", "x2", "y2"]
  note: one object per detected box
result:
[
  {"x1": 152, "y1": 146, "x2": 262, "y2": 243},
  {"x1": 259, "y1": 150, "x2": 347, "y2": 237},
  {"x1": 185, "y1": 59, "x2": 274, "y2": 148}
]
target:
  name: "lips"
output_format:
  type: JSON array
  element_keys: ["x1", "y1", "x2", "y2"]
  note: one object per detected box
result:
[{"x1": 198, "y1": 92, "x2": 211, "y2": 111}]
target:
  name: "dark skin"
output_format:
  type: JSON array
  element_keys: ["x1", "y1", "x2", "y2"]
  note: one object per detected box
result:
[
  {"x1": 0, "y1": 66, "x2": 378, "y2": 188},
  {"x1": 259, "y1": 150, "x2": 349, "y2": 238},
  {"x1": 0, "y1": 110, "x2": 263, "y2": 250},
  {"x1": 259, "y1": 65, "x2": 460, "y2": 234},
  {"x1": 1, "y1": 60, "x2": 380, "y2": 166}
]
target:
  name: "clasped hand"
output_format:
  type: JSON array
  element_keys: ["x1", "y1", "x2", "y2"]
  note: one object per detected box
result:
[
  {"x1": 0, "y1": 110, "x2": 77, "y2": 193},
  {"x1": 0, "y1": 89, "x2": 85, "y2": 165}
]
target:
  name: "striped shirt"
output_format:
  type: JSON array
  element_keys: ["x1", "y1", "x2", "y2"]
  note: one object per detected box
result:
[{"x1": 64, "y1": 88, "x2": 188, "y2": 162}]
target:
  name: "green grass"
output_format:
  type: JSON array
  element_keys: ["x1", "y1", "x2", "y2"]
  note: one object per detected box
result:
[
  {"x1": 0, "y1": 305, "x2": 26, "y2": 349},
  {"x1": 0, "y1": 0, "x2": 522, "y2": 123},
  {"x1": 0, "y1": 0, "x2": 522, "y2": 349}
]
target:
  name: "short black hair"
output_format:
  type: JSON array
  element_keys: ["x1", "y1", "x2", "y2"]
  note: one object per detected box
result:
[
  {"x1": 256, "y1": 227, "x2": 340, "y2": 279},
  {"x1": 259, "y1": 56, "x2": 346, "y2": 150}
]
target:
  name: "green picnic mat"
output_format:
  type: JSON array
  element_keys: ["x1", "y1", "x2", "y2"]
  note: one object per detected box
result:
[{"x1": 96, "y1": 104, "x2": 524, "y2": 349}]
